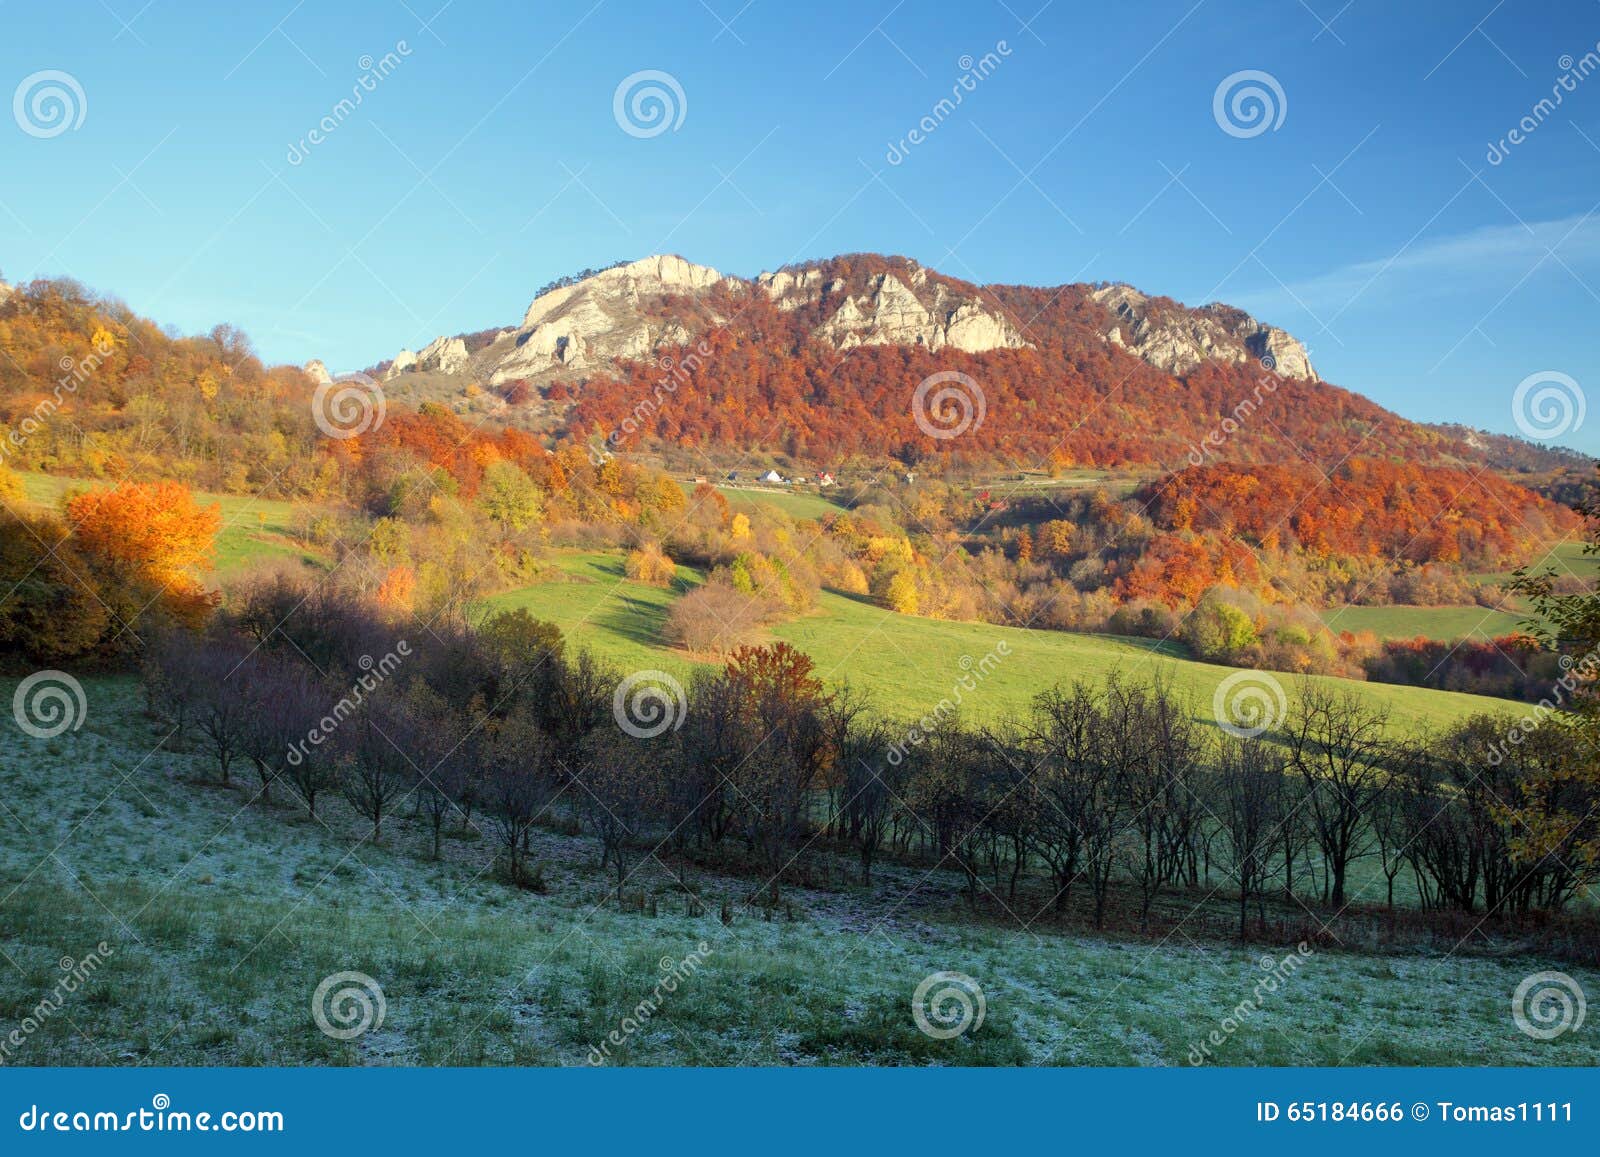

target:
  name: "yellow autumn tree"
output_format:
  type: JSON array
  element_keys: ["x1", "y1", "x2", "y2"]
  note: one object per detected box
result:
[
  {"x1": 625, "y1": 544, "x2": 677, "y2": 587},
  {"x1": 885, "y1": 570, "x2": 920, "y2": 615}
]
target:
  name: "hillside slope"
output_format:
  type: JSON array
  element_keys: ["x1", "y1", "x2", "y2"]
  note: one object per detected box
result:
[
  {"x1": 485, "y1": 551, "x2": 1514, "y2": 734},
  {"x1": 370, "y1": 252, "x2": 1587, "y2": 474}
]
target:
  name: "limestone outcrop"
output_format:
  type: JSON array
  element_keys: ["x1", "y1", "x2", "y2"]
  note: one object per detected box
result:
[{"x1": 1091, "y1": 283, "x2": 1316, "y2": 381}]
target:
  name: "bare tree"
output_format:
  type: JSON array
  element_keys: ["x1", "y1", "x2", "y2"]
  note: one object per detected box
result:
[
  {"x1": 575, "y1": 729, "x2": 662, "y2": 901},
  {"x1": 1121, "y1": 676, "x2": 1203, "y2": 924},
  {"x1": 843, "y1": 726, "x2": 907, "y2": 886},
  {"x1": 901, "y1": 716, "x2": 990, "y2": 908},
  {"x1": 339, "y1": 705, "x2": 413, "y2": 842},
  {"x1": 1283, "y1": 685, "x2": 1392, "y2": 908},
  {"x1": 405, "y1": 686, "x2": 479, "y2": 860},
  {"x1": 1026, "y1": 680, "x2": 1098, "y2": 914},
  {"x1": 1081, "y1": 674, "x2": 1143, "y2": 927},
  {"x1": 1214, "y1": 736, "x2": 1286, "y2": 938},
  {"x1": 141, "y1": 630, "x2": 201, "y2": 742},
  {"x1": 238, "y1": 657, "x2": 321, "y2": 805},
  {"x1": 979, "y1": 724, "x2": 1036, "y2": 901},
  {"x1": 189, "y1": 639, "x2": 254, "y2": 786},
  {"x1": 542, "y1": 650, "x2": 616, "y2": 772},
  {"x1": 678, "y1": 670, "x2": 746, "y2": 849},
  {"x1": 482, "y1": 705, "x2": 554, "y2": 886}
]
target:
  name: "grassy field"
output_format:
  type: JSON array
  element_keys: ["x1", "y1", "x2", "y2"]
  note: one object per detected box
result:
[
  {"x1": 1320, "y1": 604, "x2": 1529, "y2": 642},
  {"x1": 19, "y1": 471, "x2": 320, "y2": 578},
  {"x1": 1005, "y1": 469, "x2": 1146, "y2": 496},
  {"x1": 711, "y1": 485, "x2": 846, "y2": 522},
  {"x1": 485, "y1": 552, "x2": 1511, "y2": 735},
  {"x1": 0, "y1": 675, "x2": 1592, "y2": 1067},
  {"x1": 8, "y1": 466, "x2": 1531, "y2": 732},
  {"x1": 1473, "y1": 538, "x2": 1600, "y2": 585}
]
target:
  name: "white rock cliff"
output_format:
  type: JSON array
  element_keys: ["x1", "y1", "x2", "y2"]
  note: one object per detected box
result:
[
  {"x1": 368, "y1": 257, "x2": 1318, "y2": 396},
  {"x1": 1091, "y1": 283, "x2": 1316, "y2": 381}
]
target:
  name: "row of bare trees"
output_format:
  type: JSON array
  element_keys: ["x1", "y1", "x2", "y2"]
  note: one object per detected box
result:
[
  {"x1": 848, "y1": 676, "x2": 1593, "y2": 934},
  {"x1": 142, "y1": 584, "x2": 1597, "y2": 935}
]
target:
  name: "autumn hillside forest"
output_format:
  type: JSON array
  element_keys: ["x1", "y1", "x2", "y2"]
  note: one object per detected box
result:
[{"x1": 0, "y1": 264, "x2": 1589, "y2": 696}]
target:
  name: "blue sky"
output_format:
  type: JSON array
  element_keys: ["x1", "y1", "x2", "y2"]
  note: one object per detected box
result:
[{"x1": 2, "y1": 0, "x2": 1598, "y2": 451}]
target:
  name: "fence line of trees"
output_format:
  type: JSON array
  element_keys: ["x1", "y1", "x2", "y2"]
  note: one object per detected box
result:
[{"x1": 142, "y1": 576, "x2": 1599, "y2": 939}]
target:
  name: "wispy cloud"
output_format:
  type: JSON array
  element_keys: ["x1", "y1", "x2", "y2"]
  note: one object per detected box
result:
[{"x1": 1234, "y1": 211, "x2": 1600, "y2": 320}]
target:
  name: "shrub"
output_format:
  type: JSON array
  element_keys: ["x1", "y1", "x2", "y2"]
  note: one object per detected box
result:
[
  {"x1": 625, "y1": 544, "x2": 677, "y2": 586},
  {"x1": 663, "y1": 582, "x2": 767, "y2": 655},
  {"x1": 1182, "y1": 589, "x2": 1259, "y2": 660}
]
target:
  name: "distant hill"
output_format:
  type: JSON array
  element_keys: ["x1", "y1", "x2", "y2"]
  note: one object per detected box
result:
[{"x1": 372, "y1": 252, "x2": 1573, "y2": 473}]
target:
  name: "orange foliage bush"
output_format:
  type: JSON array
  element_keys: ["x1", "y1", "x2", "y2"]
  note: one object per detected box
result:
[{"x1": 66, "y1": 480, "x2": 221, "y2": 627}]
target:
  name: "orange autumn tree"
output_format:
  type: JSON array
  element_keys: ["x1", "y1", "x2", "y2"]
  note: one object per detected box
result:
[
  {"x1": 724, "y1": 642, "x2": 828, "y2": 718},
  {"x1": 375, "y1": 564, "x2": 417, "y2": 614},
  {"x1": 66, "y1": 480, "x2": 222, "y2": 627}
]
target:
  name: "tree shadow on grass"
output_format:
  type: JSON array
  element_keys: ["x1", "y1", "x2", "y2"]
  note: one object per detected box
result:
[{"x1": 589, "y1": 590, "x2": 675, "y2": 648}]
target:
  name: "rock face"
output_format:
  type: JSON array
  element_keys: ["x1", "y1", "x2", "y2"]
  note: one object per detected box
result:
[
  {"x1": 384, "y1": 348, "x2": 417, "y2": 380},
  {"x1": 361, "y1": 256, "x2": 1318, "y2": 402},
  {"x1": 1091, "y1": 283, "x2": 1316, "y2": 381},
  {"x1": 1251, "y1": 327, "x2": 1315, "y2": 380},
  {"x1": 382, "y1": 335, "x2": 471, "y2": 380},
  {"x1": 485, "y1": 255, "x2": 731, "y2": 385},
  {"x1": 801, "y1": 269, "x2": 1027, "y2": 354},
  {"x1": 303, "y1": 359, "x2": 333, "y2": 385},
  {"x1": 379, "y1": 255, "x2": 1034, "y2": 389},
  {"x1": 417, "y1": 335, "x2": 470, "y2": 375}
]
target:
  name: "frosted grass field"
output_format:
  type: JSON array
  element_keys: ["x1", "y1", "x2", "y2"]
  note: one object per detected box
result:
[{"x1": 0, "y1": 678, "x2": 1594, "y2": 1066}]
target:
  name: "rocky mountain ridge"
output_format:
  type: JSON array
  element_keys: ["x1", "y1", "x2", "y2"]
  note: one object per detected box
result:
[
  {"x1": 1091, "y1": 283, "x2": 1316, "y2": 381},
  {"x1": 364, "y1": 253, "x2": 1316, "y2": 394}
]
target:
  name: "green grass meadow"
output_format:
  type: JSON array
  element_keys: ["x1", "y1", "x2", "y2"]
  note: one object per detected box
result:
[
  {"x1": 20, "y1": 471, "x2": 320, "y2": 577},
  {"x1": 712, "y1": 484, "x2": 847, "y2": 522},
  {"x1": 486, "y1": 552, "x2": 1512, "y2": 735},
  {"x1": 1319, "y1": 604, "x2": 1529, "y2": 642}
]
